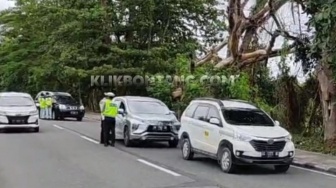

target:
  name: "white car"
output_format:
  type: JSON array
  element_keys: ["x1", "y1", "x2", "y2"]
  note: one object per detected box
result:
[
  {"x1": 0, "y1": 92, "x2": 39, "y2": 132},
  {"x1": 178, "y1": 98, "x2": 295, "y2": 173}
]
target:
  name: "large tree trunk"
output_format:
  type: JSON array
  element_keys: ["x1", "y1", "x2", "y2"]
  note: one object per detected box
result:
[{"x1": 317, "y1": 65, "x2": 336, "y2": 143}]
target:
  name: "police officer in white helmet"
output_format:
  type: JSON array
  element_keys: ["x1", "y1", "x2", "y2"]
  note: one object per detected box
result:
[{"x1": 101, "y1": 92, "x2": 118, "y2": 147}]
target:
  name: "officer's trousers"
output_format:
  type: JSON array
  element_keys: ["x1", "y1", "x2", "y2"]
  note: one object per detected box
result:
[
  {"x1": 40, "y1": 108, "x2": 46, "y2": 119},
  {"x1": 46, "y1": 107, "x2": 52, "y2": 119},
  {"x1": 103, "y1": 117, "x2": 116, "y2": 146},
  {"x1": 100, "y1": 119, "x2": 105, "y2": 144}
]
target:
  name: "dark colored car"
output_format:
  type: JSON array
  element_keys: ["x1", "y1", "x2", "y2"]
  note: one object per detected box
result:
[{"x1": 35, "y1": 91, "x2": 85, "y2": 121}]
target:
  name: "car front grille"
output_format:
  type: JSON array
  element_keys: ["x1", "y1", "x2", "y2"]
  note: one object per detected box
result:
[
  {"x1": 6, "y1": 116, "x2": 29, "y2": 124},
  {"x1": 147, "y1": 125, "x2": 172, "y2": 132},
  {"x1": 249, "y1": 140, "x2": 286, "y2": 152}
]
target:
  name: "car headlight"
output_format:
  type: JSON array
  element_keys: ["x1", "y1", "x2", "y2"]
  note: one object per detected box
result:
[
  {"x1": 29, "y1": 110, "x2": 38, "y2": 115},
  {"x1": 131, "y1": 120, "x2": 148, "y2": 131},
  {"x1": 172, "y1": 122, "x2": 181, "y2": 131},
  {"x1": 59, "y1": 104, "x2": 66, "y2": 110},
  {"x1": 285, "y1": 134, "x2": 292, "y2": 142},
  {"x1": 132, "y1": 123, "x2": 140, "y2": 130},
  {"x1": 234, "y1": 132, "x2": 253, "y2": 142},
  {"x1": 79, "y1": 105, "x2": 85, "y2": 110}
]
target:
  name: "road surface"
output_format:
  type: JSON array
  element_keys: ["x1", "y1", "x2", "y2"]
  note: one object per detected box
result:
[{"x1": 0, "y1": 118, "x2": 336, "y2": 188}]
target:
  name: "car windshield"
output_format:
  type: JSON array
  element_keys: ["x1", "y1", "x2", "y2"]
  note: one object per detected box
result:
[
  {"x1": 54, "y1": 95, "x2": 76, "y2": 103},
  {"x1": 222, "y1": 108, "x2": 274, "y2": 126},
  {"x1": 0, "y1": 96, "x2": 35, "y2": 107},
  {"x1": 128, "y1": 100, "x2": 170, "y2": 114}
]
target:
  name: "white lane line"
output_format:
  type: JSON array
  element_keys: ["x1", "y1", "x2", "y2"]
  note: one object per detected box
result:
[
  {"x1": 292, "y1": 166, "x2": 336, "y2": 178},
  {"x1": 80, "y1": 135, "x2": 100, "y2": 144},
  {"x1": 137, "y1": 159, "x2": 181, "y2": 177},
  {"x1": 53, "y1": 124, "x2": 64, "y2": 130}
]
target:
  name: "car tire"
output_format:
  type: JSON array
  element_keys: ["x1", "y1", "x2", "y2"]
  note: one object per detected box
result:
[
  {"x1": 123, "y1": 126, "x2": 132, "y2": 147},
  {"x1": 181, "y1": 138, "x2": 194, "y2": 160},
  {"x1": 77, "y1": 117, "x2": 83, "y2": 121},
  {"x1": 219, "y1": 147, "x2": 236, "y2": 173},
  {"x1": 274, "y1": 165, "x2": 290, "y2": 173},
  {"x1": 168, "y1": 139, "x2": 178, "y2": 148},
  {"x1": 33, "y1": 127, "x2": 39, "y2": 133}
]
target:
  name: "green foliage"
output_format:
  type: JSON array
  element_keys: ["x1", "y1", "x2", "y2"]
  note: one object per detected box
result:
[
  {"x1": 0, "y1": 0, "x2": 220, "y2": 109},
  {"x1": 293, "y1": 133, "x2": 336, "y2": 155}
]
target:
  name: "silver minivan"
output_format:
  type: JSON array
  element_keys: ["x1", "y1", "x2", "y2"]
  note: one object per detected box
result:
[{"x1": 113, "y1": 96, "x2": 180, "y2": 147}]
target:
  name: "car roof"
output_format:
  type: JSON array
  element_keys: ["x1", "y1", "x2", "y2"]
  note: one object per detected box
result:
[
  {"x1": 221, "y1": 100, "x2": 257, "y2": 109},
  {"x1": 0, "y1": 92, "x2": 32, "y2": 98},
  {"x1": 117, "y1": 96, "x2": 162, "y2": 102},
  {"x1": 192, "y1": 98, "x2": 257, "y2": 109},
  {"x1": 38, "y1": 91, "x2": 71, "y2": 96}
]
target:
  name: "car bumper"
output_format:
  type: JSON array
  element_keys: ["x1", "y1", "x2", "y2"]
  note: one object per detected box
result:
[
  {"x1": 130, "y1": 132, "x2": 178, "y2": 141},
  {"x1": 0, "y1": 123, "x2": 39, "y2": 129},
  {"x1": 58, "y1": 110, "x2": 85, "y2": 118},
  {"x1": 232, "y1": 140, "x2": 295, "y2": 165},
  {"x1": 0, "y1": 115, "x2": 39, "y2": 129}
]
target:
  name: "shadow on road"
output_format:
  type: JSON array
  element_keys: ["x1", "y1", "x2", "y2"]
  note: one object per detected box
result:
[
  {"x1": 116, "y1": 140, "x2": 176, "y2": 149},
  {"x1": 0, "y1": 128, "x2": 40, "y2": 134},
  {"x1": 192, "y1": 156, "x2": 279, "y2": 175}
]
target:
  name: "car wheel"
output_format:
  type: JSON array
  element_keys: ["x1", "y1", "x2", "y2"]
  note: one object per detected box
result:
[
  {"x1": 274, "y1": 165, "x2": 290, "y2": 173},
  {"x1": 33, "y1": 127, "x2": 39, "y2": 133},
  {"x1": 123, "y1": 126, "x2": 132, "y2": 147},
  {"x1": 181, "y1": 138, "x2": 194, "y2": 160},
  {"x1": 77, "y1": 117, "x2": 83, "y2": 121},
  {"x1": 168, "y1": 139, "x2": 179, "y2": 148},
  {"x1": 219, "y1": 147, "x2": 236, "y2": 173}
]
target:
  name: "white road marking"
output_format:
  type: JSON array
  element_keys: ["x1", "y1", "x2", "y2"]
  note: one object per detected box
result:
[
  {"x1": 53, "y1": 124, "x2": 64, "y2": 129},
  {"x1": 137, "y1": 159, "x2": 181, "y2": 177},
  {"x1": 80, "y1": 136, "x2": 99, "y2": 144},
  {"x1": 292, "y1": 165, "x2": 336, "y2": 178}
]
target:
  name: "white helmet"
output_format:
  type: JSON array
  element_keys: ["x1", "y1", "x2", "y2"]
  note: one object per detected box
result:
[{"x1": 104, "y1": 92, "x2": 115, "y2": 97}]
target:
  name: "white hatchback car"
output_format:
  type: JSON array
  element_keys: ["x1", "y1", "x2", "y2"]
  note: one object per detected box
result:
[
  {"x1": 0, "y1": 92, "x2": 39, "y2": 132},
  {"x1": 178, "y1": 98, "x2": 295, "y2": 173}
]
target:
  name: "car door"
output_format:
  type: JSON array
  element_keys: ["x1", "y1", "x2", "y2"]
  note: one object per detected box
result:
[
  {"x1": 202, "y1": 105, "x2": 223, "y2": 154},
  {"x1": 117, "y1": 101, "x2": 128, "y2": 139},
  {"x1": 190, "y1": 104, "x2": 210, "y2": 151},
  {"x1": 112, "y1": 99, "x2": 122, "y2": 139}
]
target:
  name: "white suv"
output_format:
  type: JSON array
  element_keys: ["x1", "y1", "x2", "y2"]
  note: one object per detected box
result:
[{"x1": 178, "y1": 98, "x2": 295, "y2": 173}]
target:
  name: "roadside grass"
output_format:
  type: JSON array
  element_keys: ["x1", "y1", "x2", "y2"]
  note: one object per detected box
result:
[{"x1": 293, "y1": 133, "x2": 336, "y2": 155}]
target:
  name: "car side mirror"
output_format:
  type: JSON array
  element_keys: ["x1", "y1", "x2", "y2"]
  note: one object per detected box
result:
[
  {"x1": 274, "y1": 120, "x2": 280, "y2": 126},
  {"x1": 118, "y1": 109, "x2": 125, "y2": 115},
  {"x1": 209, "y1": 117, "x2": 220, "y2": 125}
]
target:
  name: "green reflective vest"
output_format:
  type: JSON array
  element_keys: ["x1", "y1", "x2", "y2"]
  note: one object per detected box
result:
[
  {"x1": 45, "y1": 97, "x2": 52, "y2": 107},
  {"x1": 103, "y1": 99, "x2": 118, "y2": 118},
  {"x1": 39, "y1": 98, "x2": 46, "y2": 108}
]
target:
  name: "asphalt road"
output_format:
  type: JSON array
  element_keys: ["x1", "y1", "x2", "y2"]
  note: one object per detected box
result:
[{"x1": 1, "y1": 118, "x2": 336, "y2": 188}]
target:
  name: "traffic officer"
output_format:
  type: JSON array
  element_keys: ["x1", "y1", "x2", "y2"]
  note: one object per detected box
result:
[
  {"x1": 99, "y1": 94, "x2": 107, "y2": 144},
  {"x1": 39, "y1": 94, "x2": 46, "y2": 119},
  {"x1": 45, "y1": 93, "x2": 53, "y2": 119},
  {"x1": 102, "y1": 92, "x2": 118, "y2": 147},
  {"x1": 40, "y1": 95, "x2": 47, "y2": 119}
]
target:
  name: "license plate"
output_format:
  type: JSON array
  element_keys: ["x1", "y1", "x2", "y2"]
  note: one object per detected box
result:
[
  {"x1": 262, "y1": 151, "x2": 278, "y2": 158},
  {"x1": 71, "y1": 111, "x2": 78, "y2": 115},
  {"x1": 13, "y1": 119, "x2": 24, "y2": 124}
]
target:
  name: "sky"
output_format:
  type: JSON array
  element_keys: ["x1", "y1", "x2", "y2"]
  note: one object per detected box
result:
[{"x1": 0, "y1": 0, "x2": 309, "y2": 83}]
